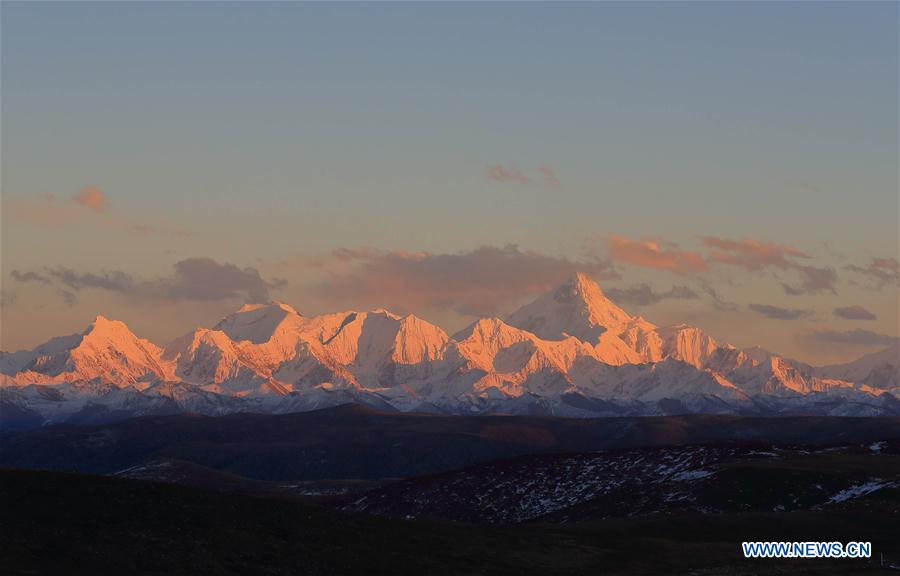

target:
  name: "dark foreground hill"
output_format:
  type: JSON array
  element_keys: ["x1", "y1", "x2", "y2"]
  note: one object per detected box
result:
[
  {"x1": 2, "y1": 469, "x2": 898, "y2": 575},
  {"x1": 3, "y1": 404, "x2": 900, "y2": 482},
  {"x1": 343, "y1": 442, "x2": 900, "y2": 523}
]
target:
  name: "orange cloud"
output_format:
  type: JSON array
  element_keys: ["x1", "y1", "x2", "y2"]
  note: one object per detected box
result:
[
  {"x1": 539, "y1": 164, "x2": 560, "y2": 186},
  {"x1": 72, "y1": 186, "x2": 110, "y2": 213},
  {"x1": 5, "y1": 187, "x2": 190, "y2": 238},
  {"x1": 606, "y1": 235, "x2": 707, "y2": 275},
  {"x1": 701, "y1": 236, "x2": 808, "y2": 271},
  {"x1": 702, "y1": 236, "x2": 836, "y2": 294},
  {"x1": 486, "y1": 164, "x2": 529, "y2": 184}
]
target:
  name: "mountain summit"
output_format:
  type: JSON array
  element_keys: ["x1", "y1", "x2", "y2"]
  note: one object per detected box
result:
[
  {"x1": 1, "y1": 315, "x2": 171, "y2": 386},
  {"x1": 2, "y1": 274, "x2": 898, "y2": 428},
  {"x1": 214, "y1": 302, "x2": 304, "y2": 344},
  {"x1": 506, "y1": 273, "x2": 633, "y2": 342}
]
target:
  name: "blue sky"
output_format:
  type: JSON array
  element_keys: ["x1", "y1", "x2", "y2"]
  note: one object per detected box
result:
[{"x1": 2, "y1": 1, "x2": 898, "y2": 363}]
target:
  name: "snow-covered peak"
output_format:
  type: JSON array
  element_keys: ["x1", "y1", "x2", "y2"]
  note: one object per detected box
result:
[
  {"x1": 214, "y1": 301, "x2": 304, "y2": 344},
  {"x1": 817, "y1": 343, "x2": 900, "y2": 389},
  {"x1": 506, "y1": 273, "x2": 633, "y2": 342},
  {"x1": 319, "y1": 309, "x2": 447, "y2": 368},
  {"x1": 393, "y1": 314, "x2": 449, "y2": 364},
  {"x1": 236, "y1": 301, "x2": 299, "y2": 315},
  {"x1": 83, "y1": 315, "x2": 138, "y2": 340},
  {"x1": 0, "y1": 315, "x2": 172, "y2": 385},
  {"x1": 656, "y1": 324, "x2": 719, "y2": 368},
  {"x1": 455, "y1": 317, "x2": 535, "y2": 347}
]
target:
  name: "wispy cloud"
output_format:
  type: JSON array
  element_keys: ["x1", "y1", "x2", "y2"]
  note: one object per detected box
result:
[
  {"x1": 485, "y1": 164, "x2": 529, "y2": 184},
  {"x1": 806, "y1": 329, "x2": 899, "y2": 347},
  {"x1": 845, "y1": 257, "x2": 900, "y2": 289},
  {"x1": 699, "y1": 281, "x2": 739, "y2": 312},
  {"x1": 539, "y1": 164, "x2": 560, "y2": 187},
  {"x1": 833, "y1": 305, "x2": 877, "y2": 321},
  {"x1": 702, "y1": 236, "x2": 808, "y2": 271},
  {"x1": 748, "y1": 303, "x2": 813, "y2": 321},
  {"x1": 46, "y1": 267, "x2": 136, "y2": 292},
  {"x1": 607, "y1": 235, "x2": 707, "y2": 275},
  {"x1": 10, "y1": 270, "x2": 51, "y2": 284},
  {"x1": 781, "y1": 265, "x2": 838, "y2": 296},
  {"x1": 485, "y1": 163, "x2": 561, "y2": 187},
  {"x1": 5, "y1": 187, "x2": 191, "y2": 238},
  {"x1": 605, "y1": 283, "x2": 699, "y2": 306},
  {"x1": 57, "y1": 289, "x2": 77, "y2": 306}
]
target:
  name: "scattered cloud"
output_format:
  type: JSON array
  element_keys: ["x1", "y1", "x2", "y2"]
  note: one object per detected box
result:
[
  {"x1": 485, "y1": 163, "x2": 560, "y2": 187},
  {"x1": 313, "y1": 244, "x2": 618, "y2": 316},
  {"x1": 845, "y1": 257, "x2": 900, "y2": 289},
  {"x1": 539, "y1": 164, "x2": 560, "y2": 186},
  {"x1": 57, "y1": 289, "x2": 77, "y2": 306},
  {"x1": 485, "y1": 164, "x2": 529, "y2": 184},
  {"x1": 46, "y1": 267, "x2": 136, "y2": 292},
  {"x1": 12, "y1": 258, "x2": 282, "y2": 305},
  {"x1": 11, "y1": 270, "x2": 51, "y2": 284},
  {"x1": 805, "y1": 329, "x2": 899, "y2": 347},
  {"x1": 72, "y1": 186, "x2": 110, "y2": 213},
  {"x1": 605, "y1": 283, "x2": 699, "y2": 307},
  {"x1": 781, "y1": 265, "x2": 838, "y2": 296},
  {"x1": 699, "y1": 281, "x2": 739, "y2": 312},
  {"x1": 748, "y1": 303, "x2": 813, "y2": 321},
  {"x1": 833, "y1": 305, "x2": 877, "y2": 321},
  {"x1": 5, "y1": 187, "x2": 191, "y2": 238},
  {"x1": 702, "y1": 236, "x2": 836, "y2": 295},
  {"x1": 607, "y1": 235, "x2": 707, "y2": 275},
  {"x1": 702, "y1": 237, "x2": 809, "y2": 271}
]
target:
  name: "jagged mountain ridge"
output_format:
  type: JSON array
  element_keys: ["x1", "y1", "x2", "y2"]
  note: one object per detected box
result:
[{"x1": 2, "y1": 273, "x2": 898, "y2": 427}]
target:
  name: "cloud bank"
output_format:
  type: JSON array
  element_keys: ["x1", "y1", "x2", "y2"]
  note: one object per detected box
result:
[
  {"x1": 607, "y1": 235, "x2": 707, "y2": 275},
  {"x1": 9, "y1": 258, "x2": 282, "y2": 305},
  {"x1": 313, "y1": 245, "x2": 618, "y2": 316}
]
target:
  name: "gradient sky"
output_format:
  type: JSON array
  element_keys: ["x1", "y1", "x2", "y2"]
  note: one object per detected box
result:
[{"x1": 2, "y1": 1, "x2": 898, "y2": 365}]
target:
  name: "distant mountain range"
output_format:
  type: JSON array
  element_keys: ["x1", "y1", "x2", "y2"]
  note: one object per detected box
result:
[{"x1": 2, "y1": 273, "x2": 898, "y2": 428}]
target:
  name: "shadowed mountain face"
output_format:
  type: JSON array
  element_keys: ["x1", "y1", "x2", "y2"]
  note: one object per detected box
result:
[
  {"x1": 2, "y1": 404, "x2": 899, "y2": 482},
  {"x1": 2, "y1": 274, "x2": 898, "y2": 429}
]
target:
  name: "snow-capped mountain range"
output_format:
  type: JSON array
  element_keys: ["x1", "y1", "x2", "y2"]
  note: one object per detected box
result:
[{"x1": 2, "y1": 273, "x2": 898, "y2": 427}]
